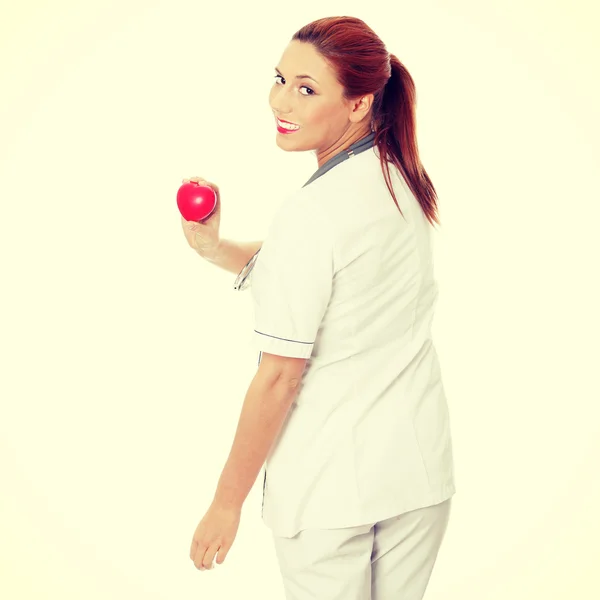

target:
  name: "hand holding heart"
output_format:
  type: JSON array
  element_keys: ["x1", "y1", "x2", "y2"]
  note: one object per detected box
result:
[{"x1": 179, "y1": 177, "x2": 221, "y2": 257}]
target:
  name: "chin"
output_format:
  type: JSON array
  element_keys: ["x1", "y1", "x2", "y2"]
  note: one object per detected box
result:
[{"x1": 275, "y1": 134, "x2": 302, "y2": 151}]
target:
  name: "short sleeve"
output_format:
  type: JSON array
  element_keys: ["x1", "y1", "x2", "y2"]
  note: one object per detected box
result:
[{"x1": 250, "y1": 198, "x2": 334, "y2": 359}]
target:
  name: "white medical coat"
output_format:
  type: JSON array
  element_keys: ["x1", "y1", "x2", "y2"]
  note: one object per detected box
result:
[{"x1": 248, "y1": 143, "x2": 456, "y2": 538}]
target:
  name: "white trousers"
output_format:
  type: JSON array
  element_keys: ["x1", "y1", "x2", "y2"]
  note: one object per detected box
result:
[{"x1": 272, "y1": 498, "x2": 452, "y2": 600}]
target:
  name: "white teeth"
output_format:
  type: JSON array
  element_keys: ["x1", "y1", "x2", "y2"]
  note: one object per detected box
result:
[{"x1": 277, "y1": 118, "x2": 299, "y2": 130}]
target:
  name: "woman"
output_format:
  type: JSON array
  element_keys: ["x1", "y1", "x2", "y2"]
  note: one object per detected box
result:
[{"x1": 184, "y1": 16, "x2": 456, "y2": 600}]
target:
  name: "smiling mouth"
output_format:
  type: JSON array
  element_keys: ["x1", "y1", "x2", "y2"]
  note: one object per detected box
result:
[{"x1": 276, "y1": 117, "x2": 300, "y2": 132}]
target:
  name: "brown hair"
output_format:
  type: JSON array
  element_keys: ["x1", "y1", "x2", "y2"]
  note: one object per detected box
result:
[{"x1": 292, "y1": 16, "x2": 440, "y2": 227}]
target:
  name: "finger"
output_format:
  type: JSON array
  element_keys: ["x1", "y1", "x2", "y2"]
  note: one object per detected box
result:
[
  {"x1": 189, "y1": 538, "x2": 198, "y2": 561},
  {"x1": 203, "y1": 542, "x2": 221, "y2": 569},
  {"x1": 180, "y1": 217, "x2": 196, "y2": 232},
  {"x1": 195, "y1": 177, "x2": 215, "y2": 189},
  {"x1": 194, "y1": 546, "x2": 209, "y2": 571},
  {"x1": 215, "y1": 541, "x2": 229, "y2": 565},
  {"x1": 187, "y1": 221, "x2": 205, "y2": 233},
  {"x1": 180, "y1": 215, "x2": 198, "y2": 228}
]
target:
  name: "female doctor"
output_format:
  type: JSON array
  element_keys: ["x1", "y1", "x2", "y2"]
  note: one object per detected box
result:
[{"x1": 182, "y1": 16, "x2": 456, "y2": 600}]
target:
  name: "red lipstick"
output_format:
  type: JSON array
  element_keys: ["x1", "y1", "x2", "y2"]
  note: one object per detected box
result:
[{"x1": 275, "y1": 116, "x2": 300, "y2": 134}]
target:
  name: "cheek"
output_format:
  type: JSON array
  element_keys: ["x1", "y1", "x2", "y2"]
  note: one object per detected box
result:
[{"x1": 303, "y1": 102, "x2": 335, "y2": 127}]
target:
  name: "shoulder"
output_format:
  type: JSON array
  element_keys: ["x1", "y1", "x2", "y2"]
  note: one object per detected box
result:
[
  {"x1": 268, "y1": 185, "x2": 329, "y2": 236},
  {"x1": 257, "y1": 190, "x2": 333, "y2": 270}
]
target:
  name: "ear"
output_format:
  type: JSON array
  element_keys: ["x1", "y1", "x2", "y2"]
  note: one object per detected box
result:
[{"x1": 348, "y1": 93, "x2": 374, "y2": 125}]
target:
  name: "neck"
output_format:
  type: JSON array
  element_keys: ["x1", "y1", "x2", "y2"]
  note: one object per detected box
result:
[{"x1": 316, "y1": 124, "x2": 372, "y2": 168}]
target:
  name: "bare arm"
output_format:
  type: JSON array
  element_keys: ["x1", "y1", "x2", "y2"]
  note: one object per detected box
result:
[
  {"x1": 200, "y1": 239, "x2": 263, "y2": 275},
  {"x1": 212, "y1": 368, "x2": 299, "y2": 510}
]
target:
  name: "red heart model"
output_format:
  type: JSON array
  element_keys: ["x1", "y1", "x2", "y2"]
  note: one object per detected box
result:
[{"x1": 176, "y1": 182, "x2": 217, "y2": 222}]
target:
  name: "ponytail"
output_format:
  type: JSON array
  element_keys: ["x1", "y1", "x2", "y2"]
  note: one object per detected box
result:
[{"x1": 374, "y1": 54, "x2": 440, "y2": 227}]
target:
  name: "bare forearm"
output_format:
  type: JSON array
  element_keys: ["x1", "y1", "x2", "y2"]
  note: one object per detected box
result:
[
  {"x1": 201, "y1": 239, "x2": 262, "y2": 275},
  {"x1": 213, "y1": 371, "x2": 298, "y2": 510}
]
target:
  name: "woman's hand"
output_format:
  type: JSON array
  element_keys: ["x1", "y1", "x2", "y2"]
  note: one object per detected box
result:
[
  {"x1": 189, "y1": 500, "x2": 241, "y2": 571},
  {"x1": 180, "y1": 176, "x2": 222, "y2": 258}
]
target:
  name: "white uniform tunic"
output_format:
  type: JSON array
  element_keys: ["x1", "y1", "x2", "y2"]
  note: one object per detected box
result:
[{"x1": 244, "y1": 135, "x2": 456, "y2": 539}]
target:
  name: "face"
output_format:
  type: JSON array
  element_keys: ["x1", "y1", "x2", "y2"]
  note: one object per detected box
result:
[{"x1": 269, "y1": 40, "x2": 372, "y2": 158}]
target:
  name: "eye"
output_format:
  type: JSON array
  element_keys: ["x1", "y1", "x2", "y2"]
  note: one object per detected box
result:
[{"x1": 273, "y1": 75, "x2": 315, "y2": 96}]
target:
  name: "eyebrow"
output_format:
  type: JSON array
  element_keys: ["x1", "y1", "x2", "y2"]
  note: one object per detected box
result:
[{"x1": 275, "y1": 66, "x2": 319, "y2": 84}]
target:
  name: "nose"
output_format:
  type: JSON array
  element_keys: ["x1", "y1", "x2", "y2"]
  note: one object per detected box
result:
[{"x1": 269, "y1": 85, "x2": 293, "y2": 117}]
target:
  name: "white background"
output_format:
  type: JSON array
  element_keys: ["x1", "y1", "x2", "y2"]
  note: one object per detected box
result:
[{"x1": 1, "y1": 0, "x2": 599, "y2": 598}]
